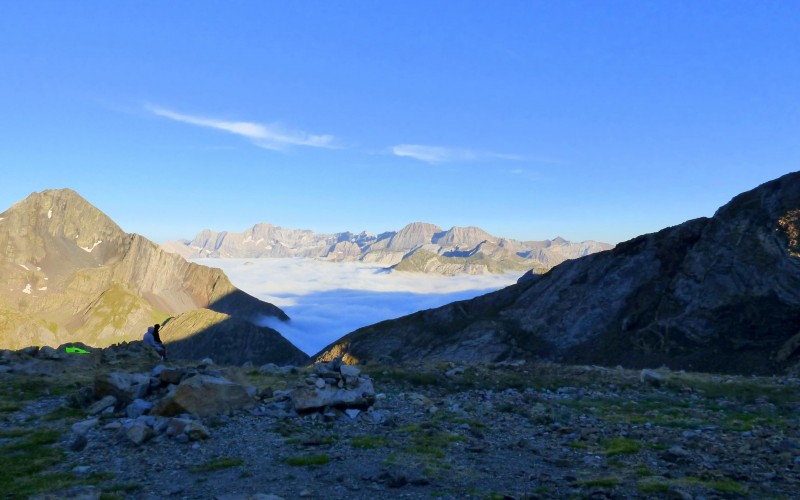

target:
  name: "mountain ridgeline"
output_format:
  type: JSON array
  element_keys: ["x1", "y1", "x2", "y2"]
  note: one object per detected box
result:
[
  {"x1": 0, "y1": 189, "x2": 307, "y2": 365},
  {"x1": 162, "y1": 222, "x2": 613, "y2": 275},
  {"x1": 315, "y1": 172, "x2": 800, "y2": 376}
]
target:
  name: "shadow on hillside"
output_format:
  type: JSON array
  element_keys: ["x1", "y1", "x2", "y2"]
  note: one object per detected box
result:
[
  {"x1": 206, "y1": 288, "x2": 290, "y2": 322},
  {"x1": 157, "y1": 288, "x2": 304, "y2": 367}
]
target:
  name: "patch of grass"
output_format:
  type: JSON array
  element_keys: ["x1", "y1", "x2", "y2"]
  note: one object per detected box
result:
[
  {"x1": 567, "y1": 441, "x2": 588, "y2": 449},
  {"x1": 678, "y1": 476, "x2": 748, "y2": 495},
  {"x1": 102, "y1": 481, "x2": 143, "y2": 494},
  {"x1": 42, "y1": 405, "x2": 86, "y2": 421},
  {"x1": 601, "y1": 437, "x2": 641, "y2": 456},
  {"x1": 351, "y1": 435, "x2": 390, "y2": 449},
  {"x1": 577, "y1": 477, "x2": 621, "y2": 488},
  {"x1": 283, "y1": 437, "x2": 302, "y2": 445},
  {"x1": 0, "y1": 428, "x2": 30, "y2": 438},
  {"x1": 189, "y1": 457, "x2": 244, "y2": 473},
  {"x1": 407, "y1": 430, "x2": 463, "y2": 458},
  {"x1": 638, "y1": 479, "x2": 670, "y2": 494},
  {"x1": 0, "y1": 402, "x2": 22, "y2": 413},
  {"x1": 286, "y1": 454, "x2": 330, "y2": 466},
  {"x1": 0, "y1": 428, "x2": 78, "y2": 496}
]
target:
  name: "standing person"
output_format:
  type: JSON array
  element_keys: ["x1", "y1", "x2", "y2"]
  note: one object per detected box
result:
[
  {"x1": 143, "y1": 324, "x2": 166, "y2": 361},
  {"x1": 152, "y1": 323, "x2": 167, "y2": 361}
]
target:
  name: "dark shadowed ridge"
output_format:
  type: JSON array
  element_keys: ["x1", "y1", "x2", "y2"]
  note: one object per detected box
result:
[
  {"x1": 161, "y1": 296, "x2": 309, "y2": 366},
  {"x1": 315, "y1": 171, "x2": 800, "y2": 376}
]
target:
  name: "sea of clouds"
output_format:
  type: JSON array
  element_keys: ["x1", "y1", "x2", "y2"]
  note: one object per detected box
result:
[{"x1": 191, "y1": 258, "x2": 522, "y2": 356}]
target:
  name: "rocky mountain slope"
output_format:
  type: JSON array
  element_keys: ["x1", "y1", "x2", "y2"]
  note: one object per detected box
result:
[
  {"x1": 162, "y1": 222, "x2": 613, "y2": 276},
  {"x1": 0, "y1": 189, "x2": 306, "y2": 365},
  {"x1": 2, "y1": 347, "x2": 799, "y2": 498},
  {"x1": 316, "y1": 172, "x2": 800, "y2": 376}
]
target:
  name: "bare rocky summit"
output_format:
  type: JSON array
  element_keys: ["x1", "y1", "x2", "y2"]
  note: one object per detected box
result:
[
  {"x1": 316, "y1": 172, "x2": 800, "y2": 376},
  {"x1": 0, "y1": 189, "x2": 304, "y2": 366},
  {"x1": 163, "y1": 221, "x2": 612, "y2": 276}
]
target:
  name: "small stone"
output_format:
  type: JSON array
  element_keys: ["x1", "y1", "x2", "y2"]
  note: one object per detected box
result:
[
  {"x1": 72, "y1": 418, "x2": 100, "y2": 435},
  {"x1": 185, "y1": 421, "x2": 210, "y2": 440},
  {"x1": 68, "y1": 432, "x2": 88, "y2": 452},
  {"x1": 315, "y1": 378, "x2": 326, "y2": 389},
  {"x1": 72, "y1": 465, "x2": 91, "y2": 474},
  {"x1": 87, "y1": 395, "x2": 117, "y2": 415},
  {"x1": 259, "y1": 363, "x2": 280, "y2": 374},
  {"x1": 159, "y1": 369, "x2": 184, "y2": 386},
  {"x1": 126, "y1": 421, "x2": 154, "y2": 445},
  {"x1": 126, "y1": 399, "x2": 153, "y2": 418},
  {"x1": 339, "y1": 365, "x2": 360, "y2": 378},
  {"x1": 104, "y1": 421, "x2": 122, "y2": 431},
  {"x1": 298, "y1": 490, "x2": 312, "y2": 498},
  {"x1": 176, "y1": 434, "x2": 190, "y2": 444},
  {"x1": 200, "y1": 358, "x2": 214, "y2": 365},
  {"x1": 640, "y1": 369, "x2": 663, "y2": 386},
  {"x1": 345, "y1": 409, "x2": 361, "y2": 419}
]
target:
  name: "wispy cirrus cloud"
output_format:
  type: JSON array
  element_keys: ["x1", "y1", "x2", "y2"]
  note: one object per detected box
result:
[
  {"x1": 147, "y1": 105, "x2": 336, "y2": 150},
  {"x1": 391, "y1": 144, "x2": 521, "y2": 164}
]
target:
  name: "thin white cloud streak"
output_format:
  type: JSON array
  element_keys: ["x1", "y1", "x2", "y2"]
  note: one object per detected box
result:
[
  {"x1": 392, "y1": 144, "x2": 522, "y2": 164},
  {"x1": 191, "y1": 258, "x2": 520, "y2": 355},
  {"x1": 147, "y1": 105, "x2": 335, "y2": 150}
]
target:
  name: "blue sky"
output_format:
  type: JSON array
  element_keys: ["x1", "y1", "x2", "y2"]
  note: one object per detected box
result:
[{"x1": 1, "y1": 1, "x2": 797, "y2": 244}]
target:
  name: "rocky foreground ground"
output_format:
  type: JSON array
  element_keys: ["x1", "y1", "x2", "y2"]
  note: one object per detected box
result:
[{"x1": 2, "y1": 344, "x2": 800, "y2": 499}]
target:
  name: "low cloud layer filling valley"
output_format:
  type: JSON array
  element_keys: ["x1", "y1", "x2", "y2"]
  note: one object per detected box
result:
[{"x1": 192, "y1": 258, "x2": 520, "y2": 355}]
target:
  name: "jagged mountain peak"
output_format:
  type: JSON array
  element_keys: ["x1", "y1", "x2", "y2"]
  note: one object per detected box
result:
[
  {"x1": 315, "y1": 171, "x2": 800, "y2": 375},
  {"x1": 0, "y1": 188, "x2": 302, "y2": 365}
]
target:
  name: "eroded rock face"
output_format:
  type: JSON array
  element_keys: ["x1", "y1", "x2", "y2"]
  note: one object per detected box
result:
[{"x1": 315, "y1": 172, "x2": 800, "y2": 375}]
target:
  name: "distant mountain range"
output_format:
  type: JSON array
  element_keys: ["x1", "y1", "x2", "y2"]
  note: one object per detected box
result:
[
  {"x1": 315, "y1": 171, "x2": 800, "y2": 376},
  {"x1": 162, "y1": 222, "x2": 614, "y2": 275},
  {"x1": 0, "y1": 189, "x2": 307, "y2": 365}
]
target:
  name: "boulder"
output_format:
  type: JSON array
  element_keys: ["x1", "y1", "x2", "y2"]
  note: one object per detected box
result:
[
  {"x1": 18, "y1": 346, "x2": 40, "y2": 357},
  {"x1": 159, "y1": 368, "x2": 184, "y2": 386},
  {"x1": 126, "y1": 399, "x2": 153, "y2": 418},
  {"x1": 86, "y1": 395, "x2": 117, "y2": 415},
  {"x1": 71, "y1": 418, "x2": 100, "y2": 435},
  {"x1": 292, "y1": 376, "x2": 376, "y2": 412},
  {"x1": 165, "y1": 418, "x2": 192, "y2": 437},
  {"x1": 94, "y1": 372, "x2": 150, "y2": 404},
  {"x1": 340, "y1": 365, "x2": 361, "y2": 378},
  {"x1": 151, "y1": 375, "x2": 255, "y2": 417},
  {"x1": 640, "y1": 369, "x2": 663, "y2": 387},
  {"x1": 37, "y1": 346, "x2": 63, "y2": 360},
  {"x1": 126, "y1": 421, "x2": 154, "y2": 446},
  {"x1": 185, "y1": 421, "x2": 210, "y2": 440}
]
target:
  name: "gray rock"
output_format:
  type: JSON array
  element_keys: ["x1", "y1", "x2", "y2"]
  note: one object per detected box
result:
[
  {"x1": 68, "y1": 432, "x2": 88, "y2": 452},
  {"x1": 159, "y1": 368, "x2": 184, "y2": 386},
  {"x1": 151, "y1": 374, "x2": 255, "y2": 417},
  {"x1": 292, "y1": 376, "x2": 376, "y2": 411},
  {"x1": 259, "y1": 363, "x2": 281, "y2": 374},
  {"x1": 125, "y1": 399, "x2": 153, "y2": 418},
  {"x1": 126, "y1": 421, "x2": 154, "y2": 445},
  {"x1": 185, "y1": 421, "x2": 210, "y2": 440},
  {"x1": 71, "y1": 418, "x2": 100, "y2": 435},
  {"x1": 87, "y1": 395, "x2": 117, "y2": 415},
  {"x1": 640, "y1": 369, "x2": 663, "y2": 386},
  {"x1": 340, "y1": 364, "x2": 361, "y2": 377},
  {"x1": 37, "y1": 345, "x2": 63, "y2": 360}
]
